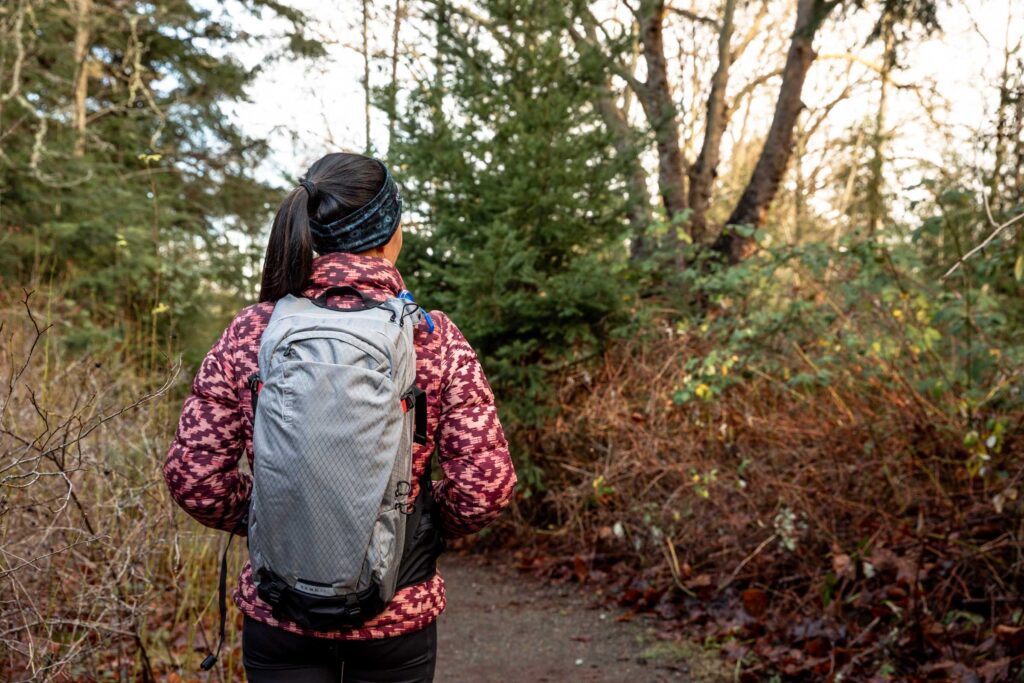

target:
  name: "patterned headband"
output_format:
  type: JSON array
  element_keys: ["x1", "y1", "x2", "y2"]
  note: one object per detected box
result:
[{"x1": 308, "y1": 161, "x2": 403, "y2": 254}]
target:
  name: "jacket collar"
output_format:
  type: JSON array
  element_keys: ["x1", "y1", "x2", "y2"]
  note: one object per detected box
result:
[{"x1": 302, "y1": 252, "x2": 406, "y2": 300}]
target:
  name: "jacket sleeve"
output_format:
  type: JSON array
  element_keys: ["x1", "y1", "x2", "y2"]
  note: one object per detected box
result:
[
  {"x1": 163, "y1": 318, "x2": 251, "y2": 533},
  {"x1": 431, "y1": 315, "x2": 516, "y2": 538}
]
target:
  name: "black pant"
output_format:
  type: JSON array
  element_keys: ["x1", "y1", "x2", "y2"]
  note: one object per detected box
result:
[{"x1": 243, "y1": 617, "x2": 437, "y2": 683}]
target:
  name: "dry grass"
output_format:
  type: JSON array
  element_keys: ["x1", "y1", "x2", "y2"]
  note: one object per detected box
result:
[{"x1": 0, "y1": 291, "x2": 245, "y2": 682}]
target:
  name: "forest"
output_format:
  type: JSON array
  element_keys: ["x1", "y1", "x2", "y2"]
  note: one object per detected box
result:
[{"x1": 1, "y1": 0, "x2": 1022, "y2": 680}]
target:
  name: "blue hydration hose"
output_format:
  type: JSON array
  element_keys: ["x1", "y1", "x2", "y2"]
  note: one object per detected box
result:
[{"x1": 398, "y1": 289, "x2": 435, "y2": 333}]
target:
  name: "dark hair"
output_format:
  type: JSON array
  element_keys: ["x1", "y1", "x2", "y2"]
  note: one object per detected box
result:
[{"x1": 258, "y1": 152, "x2": 386, "y2": 302}]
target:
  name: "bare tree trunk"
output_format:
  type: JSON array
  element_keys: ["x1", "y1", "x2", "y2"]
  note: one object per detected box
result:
[
  {"x1": 990, "y1": 10, "x2": 1021, "y2": 214},
  {"x1": 1013, "y1": 63, "x2": 1024, "y2": 208},
  {"x1": 713, "y1": 0, "x2": 835, "y2": 263},
  {"x1": 388, "y1": 0, "x2": 404, "y2": 150},
  {"x1": 866, "y1": 13, "x2": 895, "y2": 235},
  {"x1": 1, "y1": 0, "x2": 29, "y2": 140},
  {"x1": 793, "y1": 123, "x2": 807, "y2": 243},
  {"x1": 571, "y1": 19, "x2": 653, "y2": 257},
  {"x1": 362, "y1": 0, "x2": 372, "y2": 154},
  {"x1": 635, "y1": 0, "x2": 688, "y2": 225},
  {"x1": 687, "y1": 0, "x2": 738, "y2": 245},
  {"x1": 72, "y1": 0, "x2": 93, "y2": 158},
  {"x1": 572, "y1": 2, "x2": 693, "y2": 258},
  {"x1": 596, "y1": 87, "x2": 654, "y2": 256}
]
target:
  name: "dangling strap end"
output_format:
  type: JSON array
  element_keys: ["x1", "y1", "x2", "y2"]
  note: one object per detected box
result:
[{"x1": 198, "y1": 514, "x2": 245, "y2": 671}]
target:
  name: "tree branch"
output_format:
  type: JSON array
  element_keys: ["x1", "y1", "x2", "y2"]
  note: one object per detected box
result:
[
  {"x1": 666, "y1": 5, "x2": 719, "y2": 30},
  {"x1": 941, "y1": 206, "x2": 1024, "y2": 280},
  {"x1": 570, "y1": 8, "x2": 646, "y2": 95}
]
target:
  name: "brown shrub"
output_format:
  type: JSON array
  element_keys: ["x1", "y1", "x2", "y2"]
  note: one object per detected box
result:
[{"x1": 522, "y1": 332, "x2": 1023, "y2": 677}]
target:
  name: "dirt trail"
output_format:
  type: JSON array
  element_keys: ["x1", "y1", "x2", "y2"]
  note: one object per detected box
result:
[{"x1": 434, "y1": 555, "x2": 730, "y2": 683}]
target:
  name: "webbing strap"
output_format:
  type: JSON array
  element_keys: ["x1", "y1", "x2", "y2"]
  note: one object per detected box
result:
[
  {"x1": 200, "y1": 515, "x2": 245, "y2": 671},
  {"x1": 413, "y1": 387, "x2": 427, "y2": 445}
]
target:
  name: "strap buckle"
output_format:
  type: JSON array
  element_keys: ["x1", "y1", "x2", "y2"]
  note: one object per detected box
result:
[
  {"x1": 256, "y1": 569, "x2": 286, "y2": 606},
  {"x1": 344, "y1": 594, "x2": 362, "y2": 620}
]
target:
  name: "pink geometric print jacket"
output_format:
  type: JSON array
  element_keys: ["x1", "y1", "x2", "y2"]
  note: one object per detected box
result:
[{"x1": 163, "y1": 252, "x2": 516, "y2": 639}]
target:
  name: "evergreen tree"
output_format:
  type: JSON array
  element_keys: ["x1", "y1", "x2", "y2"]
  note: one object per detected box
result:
[
  {"x1": 391, "y1": 0, "x2": 634, "y2": 428},
  {"x1": 0, "y1": 0, "x2": 322, "y2": 366}
]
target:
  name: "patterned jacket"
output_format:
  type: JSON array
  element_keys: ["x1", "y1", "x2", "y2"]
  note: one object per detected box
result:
[{"x1": 163, "y1": 252, "x2": 516, "y2": 639}]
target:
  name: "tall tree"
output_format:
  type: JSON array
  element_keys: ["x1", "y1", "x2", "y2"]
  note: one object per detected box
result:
[
  {"x1": 686, "y1": 0, "x2": 738, "y2": 244},
  {"x1": 569, "y1": 17, "x2": 652, "y2": 257},
  {"x1": 865, "y1": 9, "x2": 896, "y2": 234},
  {"x1": 71, "y1": 0, "x2": 93, "y2": 157},
  {"x1": 633, "y1": 0, "x2": 689, "y2": 227},
  {"x1": 0, "y1": 0, "x2": 323, "y2": 364},
  {"x1": 362, "y1": 0, "x2": 373, "y2": 154},
  {"x1": 567, "y1": 0, "x2": 944, "y2": 265},
  {"x1": 393, "y1": 0, "x2": 632, "y2": 424},
  {"x1": 387, "y1": 0, "x2": 405, "y2": 149},
  {"x1": 713, "y1": 0, "x2": 943, "y2": 260},
  {"x1": 570, "y1": 0, "x2": 765, "y2": 259},
  {"x1": 988, "y1": 8, "x2": 1023, "y2": 213},
  {"x1": 712, "y1": 0, "x2": 839, "y2": 262},
  {"x1": 571, "y1": 1, "x2": 692, "y2": 249}
]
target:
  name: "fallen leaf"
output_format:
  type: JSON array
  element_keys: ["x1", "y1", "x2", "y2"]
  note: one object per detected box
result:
[
  {"x1": 685, "y1": 574, "x2": 712, "y2": 589},
  {"x1": 573, "y1": 554, "x2": 589, "y2": 584},
  {"x1": 994, "y1": 623, "x2": 1024, "y2": 650},
  {"x1": 831, "y1": 544, "x2": 854, "y2": 580},
  {"x1": 741, "y1": 588, "x2": 768, "y2": 618},
  {"x1": 804, "y1": 637, "x2": 830, "y2": 658},
  {"x1": 978, "y1": 657, "x2": 1010, "y2": 683}
]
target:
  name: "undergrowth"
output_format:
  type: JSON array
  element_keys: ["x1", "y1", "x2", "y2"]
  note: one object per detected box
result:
[
  {"x1": 3, "y1": 215, "x2": 1022, "y2": 681},
  {"x1": 511, "y1": 235, "x2": 1024, "y2": 680},
  {"x1": 0, "y1": 290, "x2": 242, "y2": 682}
]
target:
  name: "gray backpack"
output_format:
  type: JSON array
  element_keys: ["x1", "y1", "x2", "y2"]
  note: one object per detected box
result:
[{"x1": 202, "y1": 286, "x2": 441, "y2": 669}]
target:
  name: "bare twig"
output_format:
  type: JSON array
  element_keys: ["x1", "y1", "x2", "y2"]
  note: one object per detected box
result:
[
  {"x1": 940, "y1": 204, "x2": 1024, "y2": 280},
  {"x1": 717, "y1": 534, "x2": 778, "y2": 593}
]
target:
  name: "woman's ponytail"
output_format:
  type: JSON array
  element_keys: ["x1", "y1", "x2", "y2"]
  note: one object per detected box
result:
[
  {"x1": 257, "y1": 153, "x2": 386, "y2": 302},
  {"x1": 258, "y1": 188, "x2": 315, "y2": 303}
]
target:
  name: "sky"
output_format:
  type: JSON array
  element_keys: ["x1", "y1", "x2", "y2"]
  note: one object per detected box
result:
[
  {"x1": 221, "y1": 0, "x2": 1024, "y2": 211},
  {"x1": 219, "y1": 0, "x2": 381, "y2": 184}
]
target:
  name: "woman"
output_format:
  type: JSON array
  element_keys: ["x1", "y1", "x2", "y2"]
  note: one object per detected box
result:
[{"x1": 164, "y1": 152, "x2": 516, "y2": 682}]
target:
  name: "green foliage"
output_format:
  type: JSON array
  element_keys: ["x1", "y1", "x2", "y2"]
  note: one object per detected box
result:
[
  {"x1": 391, "y1": 0, "x2": 634, "y2": 429},
  {"x1": 661, "y1": 184, "x2": 1023, "y2": 481},
  {"x1": 0, "y1": 1, "x2": 319, "y2": 366}
]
